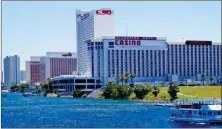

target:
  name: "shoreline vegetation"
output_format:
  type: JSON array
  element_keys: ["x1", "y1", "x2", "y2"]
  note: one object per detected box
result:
[{"x1": 8, "y1": 76, "x2": 222, "y2": 102}]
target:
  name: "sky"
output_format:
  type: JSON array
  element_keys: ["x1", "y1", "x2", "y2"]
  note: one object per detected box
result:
[{"x1": 2, "y1": 1, "x2": 221, "y2": 70}]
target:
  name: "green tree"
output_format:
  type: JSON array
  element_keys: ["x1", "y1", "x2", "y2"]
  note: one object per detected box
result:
[
  {"x1": 103, "y1": 81, "x2": 116, "y2": 99},
  {"x1": 73, "y1": 89, "x2": 84, "y2": 97},
  {"x1": 18, "y1": 83, "x2": 29, "y2": 93},
  {"x1": 110, "y1": 88, "x2": 119, "y2": 100},
  {"x1": 10, "y1": 84, "x2": 19, "y2": 90},
  {"x1": 201, "y1": 73, "x2": 205, "y2": 86},
  {"x1": 47, "y1": 78, "x2": 53, "y2": 93},
  {"x1": 116, "y1": 75, "x2": 120, "y2": 84},
  {"x1": 130, "y1": 73, "x2": 136, "y2": 86},
  {"x1": 168, "y1": 84, "x2": 180, "y2": 101},
  {"x1": 152, "y1": 86, "x2": 160, "y2": 97},
  {"x1": 124, "y1": 72, "x2": 130, "y2": 84},
  {"x1": 41, "y1": 83, "x2": 49, "y2": 93},
  {"x1": 116, "y1": 84, "x2": 133, "y2": 99},
  {"x1": 120, "y1": 76, "x2": 125, "y2": 85},
  {"x1": 134, "y1": 84, "x2": 151, "y2": 100}
]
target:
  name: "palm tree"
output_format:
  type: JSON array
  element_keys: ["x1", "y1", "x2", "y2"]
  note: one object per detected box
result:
[
  {"x1": 124, "y1": 72, "x2": 130, "y2": 84},
  {"x1": 130, "y1": 73, "x2": 136, "y2": 86},
  {"x1": 120, "y1": 76, "x2": 125, "y2": 84},
  {"x1": 201, "y1": 73, "x2": 205, "y2": 86},
  {"x1": 47, "y1": 78, "x2": 53, "y2": 93},
  {"x1": 184, "y1": 79, "x2": 188, "y2": 86},
  {"x1": 116, "y1": 75, "x2": 120, "y2": 84},
  {"x1": 209, "y1": 75, "x2": 213, "y2": 84}
]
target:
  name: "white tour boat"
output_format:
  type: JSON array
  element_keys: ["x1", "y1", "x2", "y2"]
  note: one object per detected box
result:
[{"x1": 170, "y1": 99, "x2": 222, "y2": 124}]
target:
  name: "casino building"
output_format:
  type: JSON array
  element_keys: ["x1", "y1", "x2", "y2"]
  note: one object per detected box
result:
[
  {"x1": 39, "y1": 52, "x2": 77, "y2": 82},
  {"x1": 86, "y1": 36, "x2": 221, "y2": 86}
]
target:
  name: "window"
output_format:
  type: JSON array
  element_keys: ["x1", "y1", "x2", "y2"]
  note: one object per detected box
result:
[{"x1": 109, "y1": 42, "x2": 114, "y2": 45}]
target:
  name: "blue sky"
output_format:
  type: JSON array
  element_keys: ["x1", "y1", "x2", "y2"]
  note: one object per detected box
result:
[{"x1": 2, "y1": 1, "x2": 221, "y2": 70}]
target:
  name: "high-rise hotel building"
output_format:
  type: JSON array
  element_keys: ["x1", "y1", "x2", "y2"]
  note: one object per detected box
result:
[
  {"x1": 40, "y1": 52, "x2": 77, "y2": 82},
  {"x1": 76, "y1": 9, "x2": 114, "y2": 75},
  {"x1": 3, "y1": 55, "x2": 20, "y2": 89},
  {"x1": 87, "y1": 36, "x2": 221, "y2": 86}
]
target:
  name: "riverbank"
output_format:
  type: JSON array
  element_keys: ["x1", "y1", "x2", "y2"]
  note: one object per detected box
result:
[{"x1": 103, "y1": 86, "x2": 222, "y2": 101}]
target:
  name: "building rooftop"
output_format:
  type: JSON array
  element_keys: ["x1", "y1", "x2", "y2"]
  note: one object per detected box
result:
[{"x1": 90, "y1": 36, "x2": 221, "y2": 45}]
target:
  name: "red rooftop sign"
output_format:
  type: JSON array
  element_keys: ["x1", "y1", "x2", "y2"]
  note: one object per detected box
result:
[{"x1": 96, "y1": 10, "x2": 112, "y2": 15}]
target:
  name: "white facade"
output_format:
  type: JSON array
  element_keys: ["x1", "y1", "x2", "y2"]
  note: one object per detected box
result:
[
  {"x1": 167, "y1": 42, "x2": 221, "y2": 81},
  {"x1": 25, "y1": 61, "x2": 31, "y2": 83},
  {"x1": 76, "y1": 9, "x2": 114, "y2": 75},
  {"x1": 52, "y1": 75, "x2": 101, "y2": 92},
  {"x1": 87, "y1": 36, "x2": 222, "y2": 86},
  {"x1": 4, "y1": 55, "x2": 20, "y2": 89},
  {"x1": 20, "y1": 70, "x2": 26, "y2": 82}
]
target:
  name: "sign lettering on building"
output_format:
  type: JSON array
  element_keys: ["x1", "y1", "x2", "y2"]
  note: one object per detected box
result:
[
  {"x1": 115, "y1": 40, "x2": 141, "y2": 46},
  {"x1": 115, "y1": 36, "x2": 157, "y2": 40},
  {"x1": 96, "y1": 10, "x2": 112, "y2": 15},
  {"x1": 114, "y1": 36, "x2": 157, "y2": 46},
  {"x1": 62, "y1": 52, "x2": 72, "y2": 57}
]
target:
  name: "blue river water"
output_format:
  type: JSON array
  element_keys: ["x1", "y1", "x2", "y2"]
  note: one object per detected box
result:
[{"x1": 1, "y1": 93, "x2": 222, "y2": 128}]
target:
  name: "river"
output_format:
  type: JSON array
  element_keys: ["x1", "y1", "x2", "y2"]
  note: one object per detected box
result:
[{"x1": 1, "y1": 93, "x2": 222, "y2": 128}]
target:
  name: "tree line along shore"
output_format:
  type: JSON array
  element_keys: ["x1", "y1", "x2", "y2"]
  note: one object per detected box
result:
[{"x1": 9, "y1": 78, "x2": 221, "y2": 101}]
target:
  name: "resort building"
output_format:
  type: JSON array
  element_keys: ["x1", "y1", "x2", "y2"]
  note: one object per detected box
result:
[
  {"x1": 3, "y1": 55, "x2": 20, "y2": 89},
  {"x1": 20, "y1": 70, "x2": 26, "y2": 82},
  {"x1": 52, "y1": 75, "x2": 101, "y2": 93},
  {"x1": 25, "y1": 56, "x2": 41, "y2": 84},
  {"x1": 40, "y1": 52, "x2": 77, "y2": 82},
  {"x1": 86, "y1": 36, "x2": 221, "y2": 86},
  {"x1": 76, "y1": 8, "x2": 114, "y2": 75}
]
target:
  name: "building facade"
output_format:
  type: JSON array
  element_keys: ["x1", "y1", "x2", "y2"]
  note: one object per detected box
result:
[
  {"x1": 30, "y1": 61, "x2": 40, "y2": 84},
  {"x1": 167, "y1": 41, "x2": 221, "y2": 81},
  {"x1": 3, "y1": 55, "x2": 20, "y2": 89},
  {"x1": 20, "y1": 70, "x2": 26, "y2": 82},
  {"x1": 87, "y1": 36, "x2": 222, "y2": 86},
  {"x1": 40, "y1": 52, "x2": 77, "y2": 82},
  {"x1": 25, "y1": 56, "x2": 41, "y2": 84},
  {"x1": 52, "y1": 75, "x2": 101, "y2": 93},
  {"x1": 25, "y1": 61, "x2": 31, "y2": 83},
  {"x1": 76, "y1": 8, "x2": 114, "y2": 75}
]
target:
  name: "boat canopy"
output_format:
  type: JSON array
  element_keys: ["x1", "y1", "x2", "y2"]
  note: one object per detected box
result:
[{"x1": 174, "y1": 99, "x2": 221, "y2": 105}]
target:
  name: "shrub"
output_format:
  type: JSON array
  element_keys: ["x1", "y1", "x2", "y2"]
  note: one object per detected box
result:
[
  {"x1": 103, "y1": 82, "x2": 133, "y2": 100},
  {"x1": 81, "y1": 94, "x2": 87, "y2": 98},
  {"x1": 57, "y1": 94, "x2": 61, "y2": 97},
  {"x1": 43, "y1": 93, "x2": 47, "y2": 97},
  {"x1": 98, "y1": 93, "x2": 104, "y2": 99},
  {"x1": 152, "y1": 86, "x2": 160, "y2": 97},
  {"x1": 103, "y1": 82, "x2": 116, "y2": 99},
  {"x1": 168, "y1": 85, "x2": 180, "y2": 101},
  {"x1": 110, "y1": 88, "x2": 119, "y2": 99},
  {"x1": 116, "y1": 84, "x2": 133, "y2": 99},
  {"x1": 73, "y1": 90, "x2": 84, "y2": 98},
  {"x1": 134, "y1": 84, "x2": 152, "y2": 100}
]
